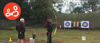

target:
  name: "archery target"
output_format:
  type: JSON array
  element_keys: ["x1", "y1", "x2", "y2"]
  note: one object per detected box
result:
[
  {"x1": 64, "y1": 21, "x2": 71, "y2": 28},
  {"x1": 81, "y1": 21, "x2": 89, "y2": 28}
]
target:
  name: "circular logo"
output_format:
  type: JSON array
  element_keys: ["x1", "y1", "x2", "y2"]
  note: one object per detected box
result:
[
  {"x1": 65, "y1": 22, "x2": 70, "y2": 27},
  {"x1": 3, "y1": 2, "x2": 21, "y2": 20},
  {"x1": 82, "y1": 22, "x2": 88, "y2": 27}
]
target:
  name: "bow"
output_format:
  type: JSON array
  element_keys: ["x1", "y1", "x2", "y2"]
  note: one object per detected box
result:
[{"x1": 53, "y1": 11, "x2": 57, "y2": 35}]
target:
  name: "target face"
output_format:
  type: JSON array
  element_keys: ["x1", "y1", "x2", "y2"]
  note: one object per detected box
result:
[
  {"x1": 64, "y1": 21, "x2": 71, "y2": 28},
  {"x1": 82, "y1": 22, "x2": 88, "y2": 27},
  {"x1": 65, "y1": 22, "x2": 70, "y2": 27},
  {"x1": 81, "y1": 21, "x2": 89, "y2": 28}
]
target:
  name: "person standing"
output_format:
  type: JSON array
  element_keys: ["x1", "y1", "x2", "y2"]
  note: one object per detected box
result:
[
  {"x1": 45, "y1": 19, "x2": 55, "y2": 43},
  {"x1": 16, "y1": 18, "x2": 25, "y2": 43}
]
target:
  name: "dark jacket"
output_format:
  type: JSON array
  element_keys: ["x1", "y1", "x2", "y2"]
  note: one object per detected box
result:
[
  {"x1": 16, "y1": 22, "x2": 25, "y2": 33},
  {"x1": 46, "y1": 22, "x2": 54, "y2": 32}
]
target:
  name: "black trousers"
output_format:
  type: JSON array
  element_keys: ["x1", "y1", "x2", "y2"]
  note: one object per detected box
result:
[{"x1": 47, "y1": 33, "x2": 52, "y2": 43}]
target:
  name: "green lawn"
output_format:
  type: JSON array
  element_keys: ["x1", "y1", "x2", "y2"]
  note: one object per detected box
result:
[{"x1": 0, "y1": 28, "x2": 100, "y2": 43}]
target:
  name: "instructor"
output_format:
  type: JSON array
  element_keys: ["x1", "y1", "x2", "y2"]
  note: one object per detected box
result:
[{"x1": 16, "y1": 18, "x2": 25, "y2": 43}]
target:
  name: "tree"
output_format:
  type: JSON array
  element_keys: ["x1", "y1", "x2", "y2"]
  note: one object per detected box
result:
[
  {"x1": 13, "y1": 0, "x2": 31, "y2": 19},
  {"x1": 73, "y1": 7, "x2": 83, "y2": 14},
  {"x1": 0, "y1": 0, "x2": 13, "y2": 19},
  {"x1": 82, "y1": 3, "x2": 90, "y2": 12},
  {"x1": 30, "y1": 0, "x2": 52, "y2": 23},
  {"x1": 0, "y1": 0, "x2": 31, "y2": 19},
  {"x1": 83, "y1": 3, "x2": 90, "y2": 8},
  {"x1": 88, "y1": 0, "x2": 99, "y2": 11},
  {"x1": 0, "y1": 0, "x2": 52, "y2": 24}
]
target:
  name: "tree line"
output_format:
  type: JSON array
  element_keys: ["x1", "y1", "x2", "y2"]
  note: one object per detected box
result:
[
  {"x1": 73, "y1": 0, "x2": 100, "y2": 14},
  {"x1": 0, "y1": 0, "x2": 52, "y2": 24}
]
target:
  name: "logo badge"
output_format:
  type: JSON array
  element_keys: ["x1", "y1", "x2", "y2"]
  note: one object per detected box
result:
[{"x1": 3, "y1": 2, "x2": 21, "y2": 20}]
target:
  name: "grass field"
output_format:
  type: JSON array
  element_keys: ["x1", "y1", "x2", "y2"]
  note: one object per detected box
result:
[{"x1": 0, "y1": 28, "x2": 100, "y2": 43}]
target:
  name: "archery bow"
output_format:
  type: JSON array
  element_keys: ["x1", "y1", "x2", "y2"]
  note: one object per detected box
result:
[{"x1": 53, "y1": 11, "x2": 57, "y2": 35}]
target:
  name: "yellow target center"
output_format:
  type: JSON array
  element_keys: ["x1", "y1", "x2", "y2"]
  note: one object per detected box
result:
[
  {"x1": 84, "y1": 23, "x2": 86, "y2": 26},
  {"x1": 67, "y1": 23, "x2": 69, "y2": 25}
]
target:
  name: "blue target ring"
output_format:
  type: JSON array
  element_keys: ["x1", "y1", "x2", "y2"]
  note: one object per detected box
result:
[
  {"x1": 65, "y1": 22, "x2": 70, "y2": 27},
  {"x1": 82, "y1": 22, "x2": 88, "y2": 27}
]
